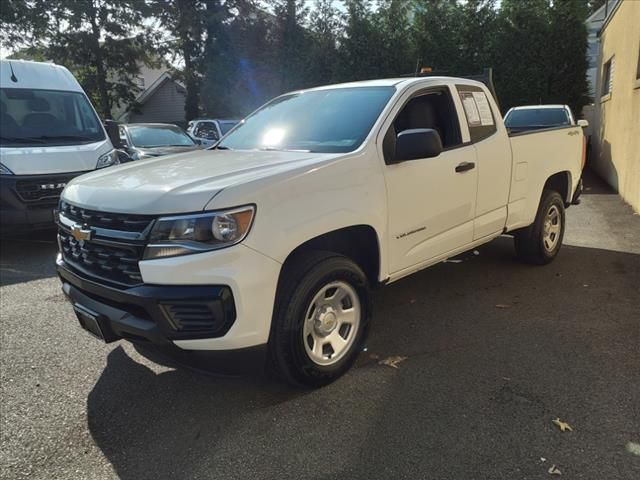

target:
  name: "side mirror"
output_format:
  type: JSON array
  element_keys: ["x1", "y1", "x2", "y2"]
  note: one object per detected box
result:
[
  {"x1": 104, "y1": 120, "x2": 123, "y2": 148},
  {"x1": 116, "y1": 149, "x2": 132, "y2": 163},
  {"x1": 395, "y1": 128, "x2": 443, "y2": 162},
  {"x1": 577, "y1": 119, "x2": 589, "y2": 128}
]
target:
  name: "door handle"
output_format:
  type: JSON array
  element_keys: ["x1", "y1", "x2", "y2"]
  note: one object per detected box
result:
[{"x1": 455, "y1": 161, "x2": 476, "y2": 173}]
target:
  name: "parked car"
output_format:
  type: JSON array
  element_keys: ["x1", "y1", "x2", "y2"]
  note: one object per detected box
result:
[
  {"x1": 505, "y1": 104, "x2": 589, "y2": 174},
  {"x1": 56, "y1": 76, "x2": 584, "y2": 387},
  {"x1": 118, "y1": 123, "x2": 202, "y2": 161},
  {"x1": 504, "y1": 104, "x2": 589, "y2": 133},
  {"x1": 0, "y1": 59, "x2": 119, "y2": 232},
  {"x1": 187, "y1": 118, "x2": 240, "y2": 147}
]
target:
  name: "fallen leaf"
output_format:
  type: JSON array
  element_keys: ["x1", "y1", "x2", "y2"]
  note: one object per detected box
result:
[
  {"x1": 548, "y1": 465, "x2": 562, "y2": 475},
  {"x1": 626, "y1": 441, "x2": 640, "y2": 456},
  {"x1": 540, "y1": 457, "x2": 546, "y2": 462},
  {"x1": 444, "y1": 259, "x2": 463, "y2": 264},
  {"x1": 495, "y1": 304, "x2": 512, "y2": 309},
  {"x1": 378, "y1": 356, "x2": 408, "y2": 369},
  {"x1": 473, "y1": 250, "x2": 480, "y2": 255},
  {"x1": 552, "y1": 418, "x2": 573, "y2": 432}
]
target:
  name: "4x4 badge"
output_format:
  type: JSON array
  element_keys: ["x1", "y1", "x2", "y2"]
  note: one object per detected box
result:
[{"x1": 71, "y1": 224, "x2": 92, "y2": 242}]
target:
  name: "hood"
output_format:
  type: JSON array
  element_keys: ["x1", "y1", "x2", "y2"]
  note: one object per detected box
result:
[
  {"x1": 0, "y1": 139, "x2": 113, "y2": 175},
  {"x1": 62, "y1": 149, "x2": 337, "y2": 214},
  {"x1": 135, "y1": 145, "x2": 201, "y2": 158}
]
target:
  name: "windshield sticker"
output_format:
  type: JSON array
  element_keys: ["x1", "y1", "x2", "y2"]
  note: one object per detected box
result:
[
  {"x1": 460, "y1": 92, "x2": 481, "y2": 126},
  {"x1": 472, "y1": 91, "x2": 495, "y2": 126}
]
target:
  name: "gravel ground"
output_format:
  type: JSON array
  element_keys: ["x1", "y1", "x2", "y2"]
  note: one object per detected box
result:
[{"x1": 1, "y1": 173, "x2": 639, "y2": 479}]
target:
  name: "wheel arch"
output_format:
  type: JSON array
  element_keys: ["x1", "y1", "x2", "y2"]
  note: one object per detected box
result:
[
  {"x1": 543, "y1": 170, "x2": 572, "y2": 205},
  {"x1": 279, "y1": 225, "x2": 383, "y2": 288}
]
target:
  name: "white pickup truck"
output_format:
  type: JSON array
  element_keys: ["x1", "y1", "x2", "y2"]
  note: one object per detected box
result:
[{"x1": 56, "y1": 76, "x2": 584, "y2": 386}]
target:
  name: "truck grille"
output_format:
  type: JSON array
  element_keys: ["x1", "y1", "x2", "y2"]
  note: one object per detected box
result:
[
  {"x1": 15, "y1": 174, "x2": 80, "y2": 206},
  {"x1": 57, "y1": 202, "x2": 156, "y2": 287},
  {"x1": 59, "y1": 229, "x2": 145, "y2": 286},
  {"x1": 59, "y1": 201, "x2": 153, "y2": 232}
]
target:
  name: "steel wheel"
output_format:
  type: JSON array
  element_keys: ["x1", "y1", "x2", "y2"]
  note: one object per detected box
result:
[
  {"x1": 543, "y1": 204, "x2": 562, "y2": 252},
  {"x1": 302, "y1": 280, "x2": 361, "y2": 366}
]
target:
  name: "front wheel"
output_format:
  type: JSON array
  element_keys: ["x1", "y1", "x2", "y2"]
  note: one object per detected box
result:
[
  {"x1": 268, "y1": 251, "x2": 371, "y2": 387},
  {"x1": 514, "y1": 189, "x2": 566, "y2": 265}
]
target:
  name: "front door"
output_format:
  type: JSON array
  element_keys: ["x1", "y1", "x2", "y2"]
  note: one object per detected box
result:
[{"x1": 382, "y1": 86, "x2": 478, "y2": 274}]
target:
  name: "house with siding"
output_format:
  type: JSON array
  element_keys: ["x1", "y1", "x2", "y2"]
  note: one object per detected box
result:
[
  {"x1": 590, "y1": 0, "x2": 640, "y2": 212},
  {"x1": 116, "y1": 69, "x2": 187, "y2": 126}
]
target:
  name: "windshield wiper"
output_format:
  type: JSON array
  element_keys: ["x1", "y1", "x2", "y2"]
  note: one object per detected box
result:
[
  {"x1": 34, "y1": 134, "x2": 96, "y2": 141},
  {"x1": 0, "y1": 135, "x2": 47, "y2": 144},
  {"x1": 258, "y1": 147, "x2": 311, "y2": 153}
]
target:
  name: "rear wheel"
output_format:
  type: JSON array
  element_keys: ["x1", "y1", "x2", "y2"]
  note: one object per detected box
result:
[
  {"x1": 269, "y1": 251, "x2": 371, "y2": 387},
  {"x1": 514, "y1": 189, "x2": 565, "y2": 265}
]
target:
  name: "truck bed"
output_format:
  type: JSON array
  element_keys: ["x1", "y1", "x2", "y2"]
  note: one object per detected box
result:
[{"x1": 506, "y1": 125, "x2": 584, "y2": 231}]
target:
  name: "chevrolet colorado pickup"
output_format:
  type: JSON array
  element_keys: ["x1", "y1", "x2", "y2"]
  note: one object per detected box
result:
[{"x1": 56, "y1": 76, "x2": 583, "y2": 386}]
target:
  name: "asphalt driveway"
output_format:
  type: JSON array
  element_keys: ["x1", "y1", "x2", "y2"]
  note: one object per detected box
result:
[{"x1": 1, "y1": 173, "x2": 639, "y2": 479}]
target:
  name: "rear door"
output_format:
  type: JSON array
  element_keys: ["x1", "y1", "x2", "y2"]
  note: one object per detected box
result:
[
  {"x1": 455, "y1": 84, "x2": 511, "y2": 240},
  {"x1": 380, "y1": 84, "x2": 479, "y2": 274}
]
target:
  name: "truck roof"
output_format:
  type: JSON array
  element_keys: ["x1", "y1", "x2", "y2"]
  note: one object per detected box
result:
[
  {"x1": 300, "y1": 76, "x2": 487, "y2": 92},
  {"x1": 509, "y1": 104, "x2": 569, "y2": 110},
  {"x1": 0, "y1": 59, "x2": 83, "y2": 92}
]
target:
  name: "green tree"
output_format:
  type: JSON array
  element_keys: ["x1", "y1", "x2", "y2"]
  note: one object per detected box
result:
[
  {"x1": 375, "y1": 0, "x2": 414, "y2": 77},
  {"x1": 151, "y1": 0, "x2": 206, "y2": 121},
  {"x1": 493, "y1": 0, "x2": 552, "y2": 112},
  {"x1": 0, "y1": 0, "x2": 48, "y2": 50},
  {"x1": 201, "y1": 0, "x2": 237, "y2": 117},
  {"x1": 412, "y1": 0, "x2": 464, "y2": 73},
  {"x1": 33, "y1": 0, "x2": 154, "y2": 119},
  {"x1": 456, "y1": 0, "x2": 498, "y2": 75},
  {"x1": 306, "y1": 0, "x2": 340, "y2": 86},
  {"x1": 338, "y1": 0, "x2": 382, "y2": 82},
  {"x1": 272, "y1": 0, "x2": 311, "y2": 91},
  {"x1": 547, "y1": 0, "x2": 590, "y2": 114}
]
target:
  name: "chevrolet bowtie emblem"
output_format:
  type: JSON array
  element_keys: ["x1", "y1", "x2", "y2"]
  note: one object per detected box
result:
[{"x1": 71, "y1": 224, "x2": 93, "y2": 242}]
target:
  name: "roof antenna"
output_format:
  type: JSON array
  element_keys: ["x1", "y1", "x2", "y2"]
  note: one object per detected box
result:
[
  {"x1": 8, "y1": 61, "x2": 18, "y2": 82},
  {"x1": 414, "y1": 58, "x2": 422, "y2": 77}
]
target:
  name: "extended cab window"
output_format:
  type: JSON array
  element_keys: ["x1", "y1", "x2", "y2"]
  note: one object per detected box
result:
[
  {"x1": 456, "y1": 85, "x2": 497, "y2": 143},
  {"x1": 383, "y1": 88, "x2": 461, "y2": 163}
]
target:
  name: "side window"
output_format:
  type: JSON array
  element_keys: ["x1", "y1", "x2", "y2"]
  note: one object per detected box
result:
[
  {"x1": 383, "y1": 88, "x2": 462, "y2": 163},
  {"x1": 118, "y1": 126, "x2": 128, "y2": 145},
  {"x1": 456, "y1": 84, "x2": 497, "y2": 143},
  {"x1": 194, "y1": 121, "x2": 219, "y2": 140},
  {"x1": 601, "y1": 56, "x2": 614, "y2": 97}
]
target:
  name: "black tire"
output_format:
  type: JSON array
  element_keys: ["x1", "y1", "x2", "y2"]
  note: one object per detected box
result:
[
  {"x1": 268, "y1": 251, "x2": 371, "y2": 387},
  {"x1": 514, "y1": 189, "x2": 566, "y2": 265}
]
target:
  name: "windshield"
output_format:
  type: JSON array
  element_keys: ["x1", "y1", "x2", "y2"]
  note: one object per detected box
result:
[
  {"x1": 0, "y1": 88, "x2": 105, "y2": 147},
  {"x1": 128, "y1": 125, "x2": 195, "y2": 148},
  {"x1": 218, "y1": 86, "x2": 395, "y2": 153},
  {"x1": 505, "y1": 108, "x2": 571, "y2": 128},
  {"x1": 219, "y1": 120, "x2": 239, "y2": 135}
]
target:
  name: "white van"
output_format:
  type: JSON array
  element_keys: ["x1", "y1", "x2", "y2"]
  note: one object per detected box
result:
[{"x1": 0, "y1": 60, "x2": 118, "y2": 232}]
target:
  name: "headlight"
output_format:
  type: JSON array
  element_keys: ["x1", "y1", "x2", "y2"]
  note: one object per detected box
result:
[
  {"x1": 96, "y1": 149, "x2": 120, "y2": 169},
  {"x1": 0, "y1": 163, "x2": 14, "y2": 175},
  {"x1": 144, "y1": 206, "x2": 255, "y2": 259}
]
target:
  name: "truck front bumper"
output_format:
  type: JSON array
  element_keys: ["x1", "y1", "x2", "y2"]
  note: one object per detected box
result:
[{"x1": 56, "y1": 243, "x2": 281, "y2": 372}]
